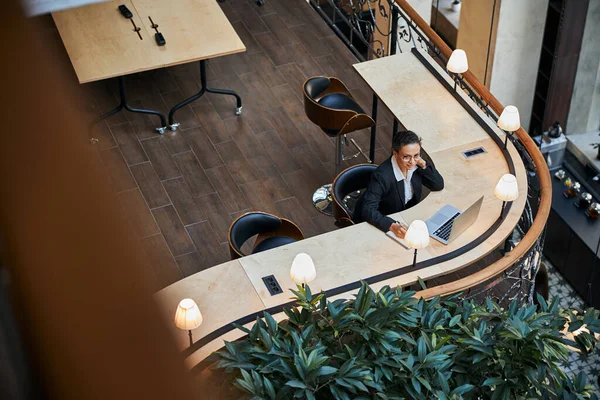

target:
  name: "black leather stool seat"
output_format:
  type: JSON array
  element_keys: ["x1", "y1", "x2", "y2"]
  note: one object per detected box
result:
[
  {"x1": 318, "y1": 93, "x2": 365, "y2": 114},
  {"x1": 252, "y1": 236, "x2": 296, "y2": 254},
  {"x1": 227, "y1": 211, "x2": 304, "y2": 259},
  {"x1": 317, "y1": 93, "x2": 366, "y2": 136}
]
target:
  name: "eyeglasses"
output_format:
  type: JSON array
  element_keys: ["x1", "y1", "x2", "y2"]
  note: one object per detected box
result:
[{"x1": 400, "y1": 154, "x2": 421, "y2": 162}]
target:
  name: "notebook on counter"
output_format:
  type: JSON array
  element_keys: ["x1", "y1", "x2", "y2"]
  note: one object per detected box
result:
[{"x1": 385, "y1": 231, "x2": 409, "y2": 249}]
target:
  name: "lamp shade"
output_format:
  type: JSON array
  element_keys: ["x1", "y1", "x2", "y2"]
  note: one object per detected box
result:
[
  {"x1": 290, "y1": 253, "x2": 316, "y2": 284},
  {"x1": 404, "y1": 220, "x2": 430, "y2": 249},
  {"x1": 174, "y1": 298, "x2": 203, "y2": 330},
  {"x1": 494, "y1": 174, "x2": 519, "y2": 202},
  {"x1": 498, "y1": 105, "x2": 520, "y2": 131},
  {"x1": 447, "y1": 49, "x2": 468, "y2": 74}
]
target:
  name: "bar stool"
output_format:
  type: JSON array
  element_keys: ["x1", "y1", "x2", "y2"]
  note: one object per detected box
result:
[
  {"x1": 331, "y1": 163, "x2": 378, "y2": 228},
  {"x1": 227, "y1": 211, "x2": 304, "y2": 259},
  {"x1": 303, "y1": 76, "x2": 375, "y2": 215}
]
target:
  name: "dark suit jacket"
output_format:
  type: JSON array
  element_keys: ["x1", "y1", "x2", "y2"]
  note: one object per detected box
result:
[{"x1": 354, "y1": 157, "x2": 444, "y2": 232}]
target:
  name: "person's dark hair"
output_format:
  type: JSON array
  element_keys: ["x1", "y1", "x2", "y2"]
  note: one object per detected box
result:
[{"x1": 392, "y1": 130, "x2": 421, "y2": 152}]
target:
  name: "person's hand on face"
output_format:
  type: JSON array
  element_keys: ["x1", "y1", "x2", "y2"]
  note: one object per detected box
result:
[
  {"x1": 390, "y1": 222, "x2": 407, "y2": 238},
  {"x1": 416, "y1": 158, "x2": 427, "y2": 169}
]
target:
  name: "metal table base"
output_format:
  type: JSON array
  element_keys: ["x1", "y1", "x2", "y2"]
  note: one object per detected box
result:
[
  {"x1": 91, "y1": 76, "x2": 168, "y2": 134},
  {"x1": 168, "y1": 59, "x2": 242, "y2": 131}
]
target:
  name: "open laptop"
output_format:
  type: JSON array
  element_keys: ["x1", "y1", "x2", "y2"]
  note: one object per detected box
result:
[{"x1": 425, "y1": 196, "x2": 484, "y2": 245}]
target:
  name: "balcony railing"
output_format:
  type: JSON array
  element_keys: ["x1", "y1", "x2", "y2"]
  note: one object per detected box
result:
[{"x1": 308, "y1": 0, "x2": 552, "y2": 305}]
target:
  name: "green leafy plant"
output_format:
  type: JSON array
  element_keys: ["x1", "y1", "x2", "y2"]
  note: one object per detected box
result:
[{"x1": 215, "y1": 282, "x2": 600, "y2": 399}]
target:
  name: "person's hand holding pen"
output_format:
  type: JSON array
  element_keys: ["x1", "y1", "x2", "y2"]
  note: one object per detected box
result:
[{"x1": 390, "y1": 220, "x2": 408, "y2": 238}]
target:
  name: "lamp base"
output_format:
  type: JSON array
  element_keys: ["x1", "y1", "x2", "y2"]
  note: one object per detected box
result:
[
  {"x1": 188, "y1": 330, "x2": 193, "y2": 347},
  {"x1": 499, "y1": 201, "x2": 507, "y2": 220},
  {"x1": 412, "y1": 248, "x2": 418, "y2": 268}
]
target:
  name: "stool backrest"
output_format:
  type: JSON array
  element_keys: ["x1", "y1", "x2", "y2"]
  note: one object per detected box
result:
[
  {"x1": 228, "y1": 212, "x2": 281, "y2": 258},
  {"x1": 332, "y1": 164, "x2": 378, "y2": 221},
  {"x1": 303, "y1": 76, "x2": 357, "y2": 131}
]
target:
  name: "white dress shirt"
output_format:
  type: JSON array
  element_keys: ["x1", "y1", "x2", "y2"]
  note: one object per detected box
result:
[{"x1": 391, "y1": 156, "x2": 417, "y2": 204}]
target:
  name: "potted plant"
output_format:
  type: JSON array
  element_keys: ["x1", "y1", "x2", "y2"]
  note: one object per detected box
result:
[{"x1": 215, "y1": 283, "x2": 600, "y2": 399}]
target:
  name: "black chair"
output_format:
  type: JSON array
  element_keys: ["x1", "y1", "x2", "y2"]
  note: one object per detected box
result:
[
  {"x1": 228, "y1": 212, "x2": 304, "y2": 259},
  {"x1": 303, "y1": 76, "x2": 375, "y2": 215},
  {"x1": 332, "y1": 164, "x2": 378, "y2": 228}
]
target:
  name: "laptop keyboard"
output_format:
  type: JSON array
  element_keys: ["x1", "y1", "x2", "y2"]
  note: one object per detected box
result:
[{"x1": 433, "y1": 212, "x2": 461, "y2": 241}]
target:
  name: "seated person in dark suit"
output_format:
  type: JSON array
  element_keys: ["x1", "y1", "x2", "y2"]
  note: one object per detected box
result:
[{"x1": 354, "y1": 130, "x2": 444, "y2": 238}]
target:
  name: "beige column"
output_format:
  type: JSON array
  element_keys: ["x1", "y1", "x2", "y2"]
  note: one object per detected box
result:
[
  {"x1": 488, "y1": 0, "x2": 548, "y2": 131},
  {"x1": 455, "y1": 0, "x2": 500, "y2": 86}
]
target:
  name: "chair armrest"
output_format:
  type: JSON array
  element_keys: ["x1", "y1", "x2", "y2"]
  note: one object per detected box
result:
[
  {"x1": 337, "y1": 113, "x2": 376, "y2": 136},
  {"x1": 276, "y1": 218, "x2": 305, "y2": 241}
]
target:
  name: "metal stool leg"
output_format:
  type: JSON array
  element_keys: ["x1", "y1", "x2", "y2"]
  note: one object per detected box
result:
[{"x1": 312, "y1": 136, "x2": 343, "y2": 215}]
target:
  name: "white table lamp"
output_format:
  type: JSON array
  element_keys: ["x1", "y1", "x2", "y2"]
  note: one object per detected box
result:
[
  {"x1": 290, "y1": 253, "x2": 316, "y2": 288},
  {"x1": 498, "y1": 106, "x2": 520, "y2": 149},
  {"x1": 404, "y1": 220, "x2": 430, "y2": 268},
  {"x1": 447, "y1": 49, "x2": 468, "y2": 74},
  {"x1": 494, "y1": 174, "x2": 519, "y2": 219},
  {"x1": 174, "y1": 298, "x2": 203, "y2": 347},
  {"x1": 447, "y1": 49, "x2": 468, "y2": 90}
]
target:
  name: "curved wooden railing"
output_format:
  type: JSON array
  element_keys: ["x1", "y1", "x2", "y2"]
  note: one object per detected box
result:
[{"x1": 389, "y1": 0, "x2": 552, "y2": 299}]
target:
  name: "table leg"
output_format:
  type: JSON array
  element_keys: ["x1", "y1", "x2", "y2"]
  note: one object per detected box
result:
[
  {"x1": 168, "y1": 60, "x2": 242, "y2": 131},
  {"x1": 369, "y1": 94, "x2": 377, "y2": 163},
  {"x1": 91, "y1": 76, "x2": 168, "y2": 134}
]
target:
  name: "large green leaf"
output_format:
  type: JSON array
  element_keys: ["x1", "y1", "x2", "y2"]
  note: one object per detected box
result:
[{"x1": 285, "y1": 380, "x2": 307, "y2": 389}]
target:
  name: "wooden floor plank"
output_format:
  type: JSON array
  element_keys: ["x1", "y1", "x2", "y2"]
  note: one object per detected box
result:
[
  {"x1": 173, "y1": 151, "x2": 215, "y2": 197},
  {"x1": 254, "y1": 32, "x2": 294, "y2": 67},
  {"x1": 206, "y1": 165, "x2": 250, "y2": 213},
  {"x1": 152, "y1": 205, "x2": 196, "y2": 256},
  {"x1": 109, "y1": 123, "x2": 148, "y2": 165},
  {"x1": 266, "y1": 106, "x2": 307, "y2": 148},
  {"x1": 215, "y1": 140, "x2": 259, "y2": 185},
  {"x1": 187, "y1": 221, "x2": 231, "y2": 267},
  {"x1": 190, "y1": 100, "x2": 232, "y2": 144},
  {"x1": 261, "y1": 13, "x2": 299, "y2": 47},
  {"x1": 162, "y1": 177, "x2": 206, "y2": 226},
  {"x1": 255, "y1": 129, "x2": 301, "y2": 174},
  {"x1": 183, "y1": 127, "x2": 225, "y2": 170},
  {"x1": 130, "y1": 162, "x2": 171, "y2": 209},
  {"x1": 247, "y1": 51, "x2": 287, "y2": 88},
  {"x1": 232, "y1": 21, "x2": 261, "y2": 54},
  {"x1": 194, "y1": 193, "x2": 234, "y2": 244},
  {"x1": 141, "y1": 137, "x2": 181, "y2": 181},
  {"x1": 175, "y1": 251, "x2": 208, "y2": 277},
  {"x1": 240, "y1": 180, "x2": 279, "y2": 215}
]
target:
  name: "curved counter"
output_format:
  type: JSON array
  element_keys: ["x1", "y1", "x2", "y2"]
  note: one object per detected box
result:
[{"x1": 153, "y1": 49, "x2": 528, "y2": 370}]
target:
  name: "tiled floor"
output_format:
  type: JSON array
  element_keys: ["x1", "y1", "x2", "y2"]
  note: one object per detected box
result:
[
  {"x1": 547, "y1": 262, "x2": 600, "y2": 393},
  {"x1": 40, "y1": 0, "x2": 399, "y2": 291}
]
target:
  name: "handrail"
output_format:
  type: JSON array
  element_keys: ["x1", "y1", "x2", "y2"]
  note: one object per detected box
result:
[{"x1": 391, "y1": 0, "x2": 552, "y2": 299}]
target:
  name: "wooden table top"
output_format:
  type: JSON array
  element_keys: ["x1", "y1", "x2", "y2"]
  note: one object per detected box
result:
[
  {"x1": 52, "y1": 0, "x2": 246, "y2": 83},
  {"x1": 154, "y1": 49, "x2": 527, "y2": 369}
]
